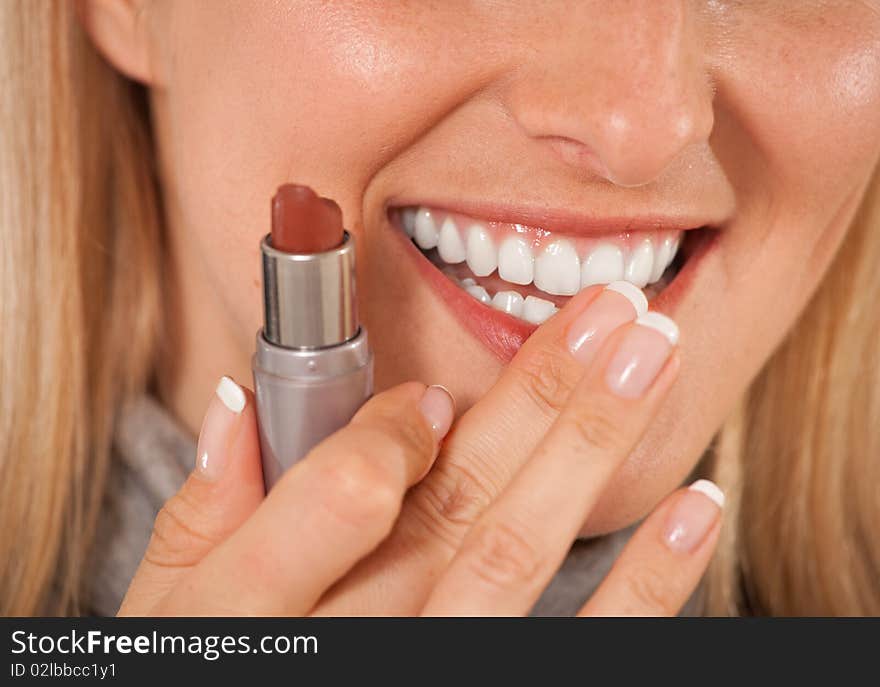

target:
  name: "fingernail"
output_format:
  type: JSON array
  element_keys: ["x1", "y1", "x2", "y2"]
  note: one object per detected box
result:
[
  {"x1": 604, "y1": 312, "x2": 679, "y2": 398},
  {"x1": 216, "y1": 375, "x2": 246, "y2": 413},
  {"x1": 567, "y1": 281, "x2": 648, "y2": 366},
  {"x1": 419, "y1": 384, "x2": 455, "y2": 441},
  {"x1": 663, "y1": 480, "x2": 724, "y2": 553},
  {"x1": 196, "y1": 376, "x2": 246, "y2": 481}
]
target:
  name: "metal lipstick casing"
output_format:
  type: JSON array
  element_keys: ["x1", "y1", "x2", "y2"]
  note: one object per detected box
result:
[{"x1": 253, "y1": 231, "x2": 373, "y2": 490}]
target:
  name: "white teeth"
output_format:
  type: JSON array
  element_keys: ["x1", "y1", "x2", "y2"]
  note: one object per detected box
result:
[
  {"x1": 408, "y1": 206, "x2": 684, "y2": 304},
  {"x1": 401, "y1": 208, "x2": 417, "y2": 238},
  {"x1": 534, "y1": 240, "x2": 580, "y2": 296},
  {"x1": 497, "y1": 236, "x2": 535, "y2": 285},
  {"x1": 465, "y1": 223, "x2": 497, "y2": 277},
  {"x1": 650, "y1": 236, "x2": 672, "y2": 283},
  {"x1": 464, "y1": 283, "x2": 491, "y2": 304},
  {"x1": 491, "y1": 290, "x2": 525, "y2": 317},
  {"x1": 625, "y1": 239, "x2": 654, "y2": 288},
  {"x1": 649, "y1": 234, "x2": 679, "y2": 283},
  {"x1": 413, "y1": 208, "x2": 439, "y2": 249},
  {"x1": 581, "y1": 243, "x2": 625, "y2": 287},
  {"x1": 437, "y1": 217, "x2": 466, "y2": 264},
  {"x1": 522, "y1": 295, "x2": 558, "y2": 324}
]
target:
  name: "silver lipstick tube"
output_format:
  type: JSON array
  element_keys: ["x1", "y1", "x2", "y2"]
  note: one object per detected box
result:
[{"x1": 253, "y1": 232, "x2": 373, "y2": 490}]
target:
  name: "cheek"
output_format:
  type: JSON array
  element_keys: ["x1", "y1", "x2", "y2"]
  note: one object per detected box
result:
[
  {"x1": 153, "y1": 2, "x2": 493, "y2": 338},
  {"x1": 709, "y1": 13, "x2": 880, "y2": 326},
  {"x1": 586, "y1": 12, "x2": 880, "y2": 533},
  {"x1": 155, "y1": 1, "x2": 491, "y2": 222},
  {"x1": 716, "y1": 12, "x2": 880, "y2": 216}
]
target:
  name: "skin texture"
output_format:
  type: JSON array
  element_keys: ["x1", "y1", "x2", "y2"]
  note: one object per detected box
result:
[{"x1": 92, "y1": 1, "x2": 880, "y2": 540}]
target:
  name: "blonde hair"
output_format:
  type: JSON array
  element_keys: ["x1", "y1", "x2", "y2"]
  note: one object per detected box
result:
[
  {"x1": 1, "y1": 3, "x2": 878, "y2": 616},
  {"x1": 0, "y1": 3, "x2": 162, "y2": 614},
  {"x1": 706, "y1": 170, "x2": 880, "y2": 616}
]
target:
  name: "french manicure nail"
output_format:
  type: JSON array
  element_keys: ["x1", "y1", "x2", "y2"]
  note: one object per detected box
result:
[
  {"x1": 567, "y1": 282, "x2": 647, "y2": 366},
  {"x1": 604, "y1": 281, "x2": 648, "y2": 316},
  {"x1": 196, "y1": 376, "x2": 246, "y2": 481},
  {"x1": 419, "y1": 384, "x2": 455, "y2": 441},
  {"x1": 604, "y1": 312, "x2": 678, "y2": 398},
  {"x1": 663, "y1": 479, "x2": 724, "y2": 553},
  {"x1": 216, "y1": 375, "x2": 246, "y2": 413}
]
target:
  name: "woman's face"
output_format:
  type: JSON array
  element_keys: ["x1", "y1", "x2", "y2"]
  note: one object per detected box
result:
[{"x1": 143, "y1": 1, "x2": 880, "y2": 534}]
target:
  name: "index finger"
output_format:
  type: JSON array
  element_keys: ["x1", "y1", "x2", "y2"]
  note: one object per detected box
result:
[
  {"x1": 315, "y1": 282, "x2": 648, "y2": 614},
  {"x1": 421, "y1": 314, "x2": 680, "y2": 615}
]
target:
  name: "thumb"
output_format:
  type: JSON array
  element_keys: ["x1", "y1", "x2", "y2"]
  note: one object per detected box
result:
[{"x1": 119, "y1": 376, "x2": 264, "y2": 615}]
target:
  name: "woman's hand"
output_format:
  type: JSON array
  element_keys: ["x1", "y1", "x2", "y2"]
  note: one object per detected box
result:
[{"x1": 120, "y1": 284, "x2": 723, "y2": 616}]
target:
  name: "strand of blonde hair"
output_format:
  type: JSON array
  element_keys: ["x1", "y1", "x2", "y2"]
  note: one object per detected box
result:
[{"x1": 0, "y1": 2, "x2": 162, "y2": 615}]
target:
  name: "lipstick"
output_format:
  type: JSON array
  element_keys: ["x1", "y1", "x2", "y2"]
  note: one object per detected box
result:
[{"x1": 253, "y1": 184, "x2": 373, "y2": 490}]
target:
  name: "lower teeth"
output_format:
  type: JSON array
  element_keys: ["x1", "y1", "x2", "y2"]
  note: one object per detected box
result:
[
  {"x1": 444, "y1": 263, "x2": 678, "y2": 325},
  {"x1": 448, "y1": 273, "x2": 559, "y2": 324}
]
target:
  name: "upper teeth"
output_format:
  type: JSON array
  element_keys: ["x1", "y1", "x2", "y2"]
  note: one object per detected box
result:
[
  {"x1": 625, "y1": 238, "x2": 654, "y2": 288},
  {"x1": 498, "y1": 236, "x2": 534, "y2": 285},
  {"x1": 413, "y1": 207, "x2": 439, "y2": 249},
  {"x1": 534, "y1": 239, "x2": 581, "y2": 296},
  {"x1": 437, "y1": 217, "x2": 467, "y2": 263},
  {"x1": 408, "y1": 208, "x2": 681, "y2": 295},
  {"x1": 581, "y1": 243, "x2": 625, "y2": 287},
  {"x1": 465, "y1": 224, "x2": 498, "y2": 277}
]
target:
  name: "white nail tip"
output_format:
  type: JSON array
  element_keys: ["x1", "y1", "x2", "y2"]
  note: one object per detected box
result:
[
  {"x1": 689, "y1": 479, "x2": 725, "y2": 508},
  {"x1": 604, "y1": 281, "x2": 648, "y2": 316},
  {"x1": 635, "y1": 311, "x2": 680, "y2": 345},
  {"x1": 216, "y1": 376, "x2": 246, "y2": 413}
]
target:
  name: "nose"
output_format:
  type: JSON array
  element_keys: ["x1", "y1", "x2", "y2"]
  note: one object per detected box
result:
[{"x1": 505, "y1": 2, "x2": 714, "y2": 188}]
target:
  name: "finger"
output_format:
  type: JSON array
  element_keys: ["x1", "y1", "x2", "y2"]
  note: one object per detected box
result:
[
  {"x1": 119, "y1": 376, "x2": 265, "y2": 615},
  {"x1": 579, "y1": 480, "x2": 724, "y2": 616},
  {"x1": 422, "y1": 314, "x2": 680, "y2": 615},
  {"x1": 169, "y1": 382, "x2": 454, "y2": 615},
  {"x1": 418, "y1": 282, "x2": 649, "y2": 540},
  {"x1": 317, "y1": 281, "x2": 648, "y2": 614}
]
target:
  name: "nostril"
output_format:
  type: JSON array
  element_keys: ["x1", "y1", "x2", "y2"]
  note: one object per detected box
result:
[
  {"x1": 541, "y1": 136, "x2": 613, "y2": 181},
  {"x1": 537, "y1": 111, "x2": 688, "y2": 189}
]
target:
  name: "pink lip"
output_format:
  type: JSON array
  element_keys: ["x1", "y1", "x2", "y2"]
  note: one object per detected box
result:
[
  {"x1": 394, "y1": 228, "x2": 537, "y2": 359},
  {"x1": 389, "y1": 212, "x2": 718, "y2": 362},
  {"x1": 388, "y1": 197, "x2": 723, "y2": 237}
]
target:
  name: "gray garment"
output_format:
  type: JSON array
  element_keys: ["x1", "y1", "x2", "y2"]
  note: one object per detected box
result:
[{"x1": 87, "y1": 395, "x2": 700, "y2": 616}]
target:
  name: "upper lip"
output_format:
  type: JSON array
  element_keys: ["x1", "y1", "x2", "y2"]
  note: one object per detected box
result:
[{"x1": 387, "y1": 198, "x2": 725, "y2": 236}]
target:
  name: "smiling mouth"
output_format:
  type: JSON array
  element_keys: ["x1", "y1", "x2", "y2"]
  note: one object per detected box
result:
[
  {"x1": 394, "y1": 202, "x2": 700, "y2": 312},
  {"x1": 387, "y1": 203, "x2": 710, "y2": 359}
]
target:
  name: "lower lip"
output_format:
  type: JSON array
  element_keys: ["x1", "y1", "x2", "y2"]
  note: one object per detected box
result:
[{"x1": 391, "y1": 220, "x2": 716, "y2": 362}]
